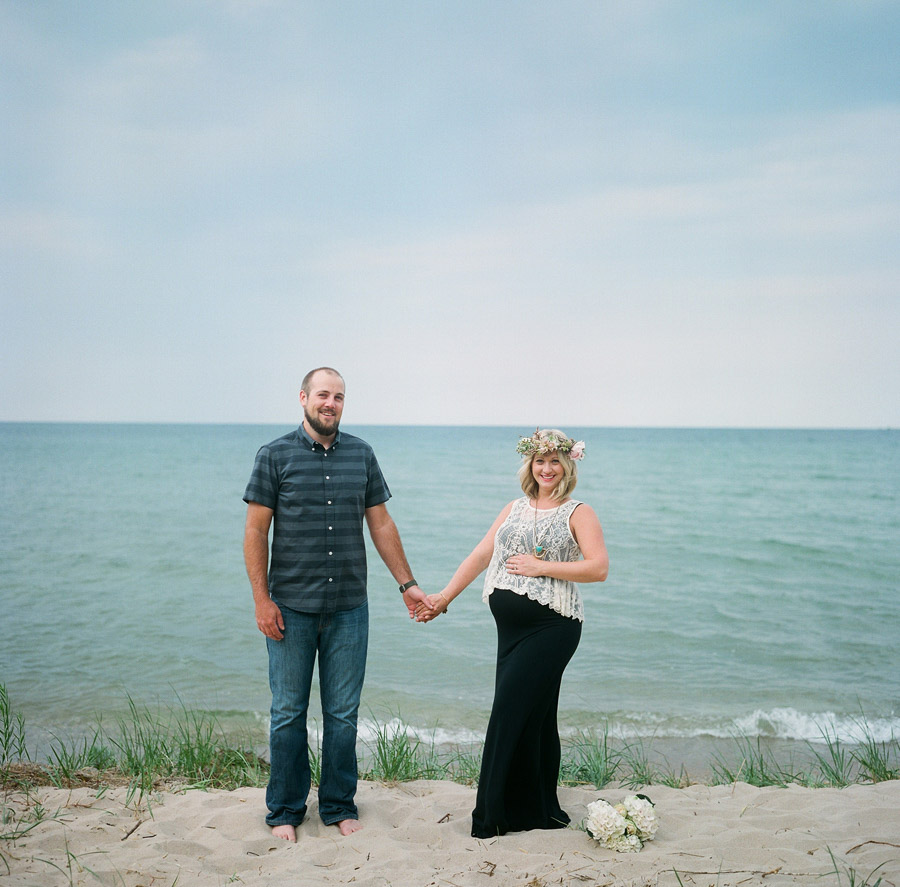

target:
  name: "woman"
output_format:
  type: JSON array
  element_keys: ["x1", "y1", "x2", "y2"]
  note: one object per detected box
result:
[{"x1": 417, "y1": 429, "x2": 608, "y2": 838}]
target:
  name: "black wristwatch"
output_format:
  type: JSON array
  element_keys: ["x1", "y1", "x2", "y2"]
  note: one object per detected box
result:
[{"x1": 399, "y1": 579, "x2": 418, "y2": 594}]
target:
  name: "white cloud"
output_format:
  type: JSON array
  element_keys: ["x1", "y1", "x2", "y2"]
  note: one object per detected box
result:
[{"x1": 1, "y1": 2, "x2": 897, "y2": 426}]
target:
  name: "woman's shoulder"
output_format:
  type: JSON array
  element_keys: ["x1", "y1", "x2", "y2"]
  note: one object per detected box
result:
[
  {"x1": 568, "y1": 500, "x2": 599, "y2": 524},
  {"x1": 564, "y1": 498, "x2": 595, "y2": 520}
]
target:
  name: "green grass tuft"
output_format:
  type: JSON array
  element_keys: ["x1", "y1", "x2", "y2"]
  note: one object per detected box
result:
[
  {"x1": 827, "y1": 846, "x2": 890, "y2": 887},
  {"x1": 2, "y1": 683, "x2": 899, "y2": 796},
  {"x1": 362, "y1": 720, "x2": 428, "y2": 783},
  {"x1": 560, "y1": 728, "x2": 619, "y2": 788},
  {"x1": 849, "y1": 717, "x2": 899, "y2": 783},
  {"x1": 709, "y1": 736, "x2": 801, "y2": 787},
  {"x1": 618, "y1": 737, "x2": 660, "y2": 789},
  {"x1": 807, "y1": 726, "x2": 855, "y2": 787},
  {"x1": 0, "y1": 685, "x2": 28, "y2": 772}
]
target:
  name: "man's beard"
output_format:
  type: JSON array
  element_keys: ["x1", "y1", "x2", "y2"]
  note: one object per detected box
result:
[{"x1": 304, "y1": 407, "x2": 339, "y2": 437}]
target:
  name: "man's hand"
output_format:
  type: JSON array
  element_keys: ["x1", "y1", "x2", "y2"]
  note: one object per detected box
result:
[
  {"x1": 402, "y1": 585, "x2": 432, "y2": 620},
  {"x1": 256, "y1": 597, "x2": 285, "y2": 640}
]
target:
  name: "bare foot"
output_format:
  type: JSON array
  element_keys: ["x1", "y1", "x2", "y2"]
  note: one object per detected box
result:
[
  {"x1": 337, "y1": 819, "x2": 363, "y2": 836},
  {"x1": 271, "y1": 824, "x2": 297, "y2": 842}
]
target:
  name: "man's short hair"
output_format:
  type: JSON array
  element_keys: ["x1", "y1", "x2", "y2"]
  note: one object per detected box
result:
[{"x1": 301, "y1": 367, "x2": 345, "y2": 395}]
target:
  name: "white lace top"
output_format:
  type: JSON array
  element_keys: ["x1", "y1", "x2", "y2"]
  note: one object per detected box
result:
[{"x1": 482, "y1": 497, "x2": 584, "y2": 621}]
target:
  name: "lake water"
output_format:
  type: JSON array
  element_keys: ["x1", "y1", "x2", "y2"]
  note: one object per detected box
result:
[{"x1": 1, "y1": 423, "x2": 897, "y2": 763}]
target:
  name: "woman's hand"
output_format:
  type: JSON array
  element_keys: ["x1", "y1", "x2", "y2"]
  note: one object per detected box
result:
[
  {"x1": 416, "y1": 592, "x2": 450, "y2": 623},
  {"x1": 505, "y1": 554, "x2": 545, "y2": 578}
]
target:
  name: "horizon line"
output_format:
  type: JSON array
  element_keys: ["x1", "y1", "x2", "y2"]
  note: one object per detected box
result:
[{"x1": 0, "y1": 419, "x2": 895, "y2": 432}]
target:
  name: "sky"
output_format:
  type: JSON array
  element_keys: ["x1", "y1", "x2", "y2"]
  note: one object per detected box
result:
[{"x1": 2, "y1": 0, "x2": 898, "y2": 427}]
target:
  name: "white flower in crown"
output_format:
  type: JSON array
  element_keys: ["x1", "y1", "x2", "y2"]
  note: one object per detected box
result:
[{"x1": 515, "y1": 429, "x2": 586, "y2": 461}]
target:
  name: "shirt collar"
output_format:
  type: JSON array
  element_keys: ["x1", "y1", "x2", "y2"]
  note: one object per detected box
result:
[{"x1": 298, "y1": 424, "x2": 341, "y2": 451}]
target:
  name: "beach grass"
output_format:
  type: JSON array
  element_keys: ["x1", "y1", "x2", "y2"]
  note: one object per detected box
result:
[
  {"x1": 2, "y1": 689, "x2": 268, "y2": 800},
  {"x1": 806, "y1": 726, "x2": 856, "y2": 788},
  {"x1": 0, "y1": 684, "x2": 28, "y2": 773},
  {"x1": 1, "y1": 684, "x2": 898, "y2": 795},
  {"x1": 363, "y1": 719, "x2": 431, "y2": 782},
  {"x1": 827, "y1": 846, "x2": 890, "y2": 887},
  {"x1": 559, "y1": 727, "x2": 619, "y2": 789},
  {"x1": 851, "y1": 726, "x2": 900, "y2": 784},
  {"x1": 709, "y1": 736, "x2": 801, "y2": 787}
]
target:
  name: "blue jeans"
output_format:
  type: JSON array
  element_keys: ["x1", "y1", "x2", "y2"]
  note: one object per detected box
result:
[{"x1": 265, "y1": 601, "x2": 368, "y2": 827}]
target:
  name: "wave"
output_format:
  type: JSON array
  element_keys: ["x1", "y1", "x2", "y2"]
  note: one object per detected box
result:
[
  {"x1": 356, "y1": 717, "x2": 484, "y2": 748},
  {"x1": 728, "y1": 708, "x2": 899, "y2": 744},
  {"x1": 346, "y1": 709, "x2": 900, "y2": 748},
  {"x1": 586, "y1": 709, "x2": 900, "y2": 744}
]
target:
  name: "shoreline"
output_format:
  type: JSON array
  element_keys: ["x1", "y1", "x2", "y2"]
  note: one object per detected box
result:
[
  {"x1": 6, "y1": 731, "x2": 898, "y2": 792},
  {"x1": 4, "y1": 703, "x2": 897, "y2": 794},
  {"x1": 5, "y1": 684, "x2": 898, "y2": 797}
]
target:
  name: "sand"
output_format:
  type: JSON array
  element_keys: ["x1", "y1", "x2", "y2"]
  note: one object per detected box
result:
[{"x1": 2, "y1": 779, "x2": 898, "y2": 886}]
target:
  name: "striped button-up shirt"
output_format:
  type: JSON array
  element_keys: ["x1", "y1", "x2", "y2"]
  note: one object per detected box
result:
[{"x1": 243, "y1": 425, "x2": 391, "y2": 613}]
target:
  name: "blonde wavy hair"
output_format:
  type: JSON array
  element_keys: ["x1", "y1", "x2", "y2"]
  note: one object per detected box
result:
[{"x1": 518, "y1": 428, "x2": 578, "y2": 502}]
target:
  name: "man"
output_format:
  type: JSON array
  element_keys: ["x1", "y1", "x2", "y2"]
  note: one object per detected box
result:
[{"x1": 243, "y1": 367, "x2": 430, "y2": 841}]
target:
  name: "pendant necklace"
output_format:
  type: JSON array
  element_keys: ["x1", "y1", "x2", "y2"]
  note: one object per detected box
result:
[{"x1": 532, "y1": 500, "x2": 561, "y2": 559}]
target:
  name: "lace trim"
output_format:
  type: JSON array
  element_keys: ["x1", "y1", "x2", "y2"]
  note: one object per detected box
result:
[{"x1": 482, "y1": 497, "x2": 584, "y2": 621}]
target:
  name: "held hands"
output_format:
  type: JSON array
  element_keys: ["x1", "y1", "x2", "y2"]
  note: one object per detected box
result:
[
  {"x1": 415, "y1": 592, "x2": 450, "y2": 623},
  {"x1": 505, "y1": 554, "x2": 545, "y2": 578}
]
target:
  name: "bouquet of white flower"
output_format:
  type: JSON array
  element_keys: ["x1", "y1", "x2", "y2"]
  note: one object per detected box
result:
[{"x1": 584, "y1": 794, "x2": 658, "y2": 852}]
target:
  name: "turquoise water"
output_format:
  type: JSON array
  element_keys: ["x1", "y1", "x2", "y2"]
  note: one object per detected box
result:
[{"x1": 1, "y1": 423, "x2": 898, "y2": 754}]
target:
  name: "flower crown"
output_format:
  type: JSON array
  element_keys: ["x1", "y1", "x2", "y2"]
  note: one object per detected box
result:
[{"x1": 515, "y1": 429, "x2": 585, "y2": 461}]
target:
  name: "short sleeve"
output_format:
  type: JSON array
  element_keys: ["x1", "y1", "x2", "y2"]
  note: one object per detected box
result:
[
  {"x1": 243, "y1": 445, "x2": 279, "y2": 509},
  {"x1": 364, "y1": 449, "x2": 391, "y2": 508}
]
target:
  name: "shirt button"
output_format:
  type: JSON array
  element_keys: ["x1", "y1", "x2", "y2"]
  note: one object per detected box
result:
[
  {"x1": 326, "y1": 475, "x2": 330, "y2": 480},
  {"x1": 329, "y1": 551, "x2": 333, "y2": 556},
  {"x1": 328, "y1": 578, "x2": 333, "y2": 582},
  {"x1": 328, "y1": 526, "x2": 333, "y2": 530},
  {"x1": 327, "y1": 500, "x2": 332, "y2": 505}
]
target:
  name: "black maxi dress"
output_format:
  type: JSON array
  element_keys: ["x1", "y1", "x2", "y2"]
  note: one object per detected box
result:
[{"x1": 471, "y1": 587, "x2": 582, "y2": 838}]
